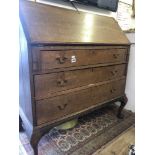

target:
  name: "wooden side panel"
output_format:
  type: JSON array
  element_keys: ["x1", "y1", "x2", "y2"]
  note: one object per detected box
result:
[{"x1": 19, "y1": 23, "x2": 33, "y2": 124}]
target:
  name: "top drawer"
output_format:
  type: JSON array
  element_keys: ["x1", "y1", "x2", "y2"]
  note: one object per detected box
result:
[{"x1": 32, "y1": 48, "x2": 128, "y2": 72}]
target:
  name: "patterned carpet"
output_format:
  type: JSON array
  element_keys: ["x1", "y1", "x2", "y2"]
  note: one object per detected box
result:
[{"x1": 19, "y1": 104, "x2": 135, "y2": 155}]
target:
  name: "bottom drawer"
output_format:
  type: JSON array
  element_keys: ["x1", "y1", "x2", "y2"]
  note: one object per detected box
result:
[{"x1": 36, "y1": 79, "x2": 125, "y2": 125}]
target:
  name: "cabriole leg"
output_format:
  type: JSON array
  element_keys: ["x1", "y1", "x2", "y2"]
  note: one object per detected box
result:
[
  {"x1": 31, "y1": 143, "x2": 38, "y2": 155},
  {"x1": 30, "y1": 130, "x2": 41, "y2": 155},
  {"x1": 117, "y1": 94, "x2": 128, "y2": 119},
  {"x1": 19, "y1": 116, "x2": 24, "y2": 132}
]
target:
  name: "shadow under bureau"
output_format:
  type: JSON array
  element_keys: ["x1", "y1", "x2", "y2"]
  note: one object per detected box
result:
[{"x1": 19, "y1": 1, "x2": 130, "y2": 155}]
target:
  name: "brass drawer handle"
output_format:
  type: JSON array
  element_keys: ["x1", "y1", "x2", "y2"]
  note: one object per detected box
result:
[
  {"x1": 56, "y1": 56, "x2": 68, "y2": 64},
  {"x1": 91, "y1": 50, "x2": 96, "y2": 54},
  {"x1": 113, "y1": 54, "x2": 119, "y2": 59},
  {"x1": 57, "y1": 79, "x2": 68, "y2": 87},
  {"x1": 110, "y1": 70, "x2": 118, "y2": 76},
  {"x1": 110, "y1": 88, "x2": 116, "y2": 93},
  {"x1": 57, "y1": 104, "x2": 67, "y2": 110}
]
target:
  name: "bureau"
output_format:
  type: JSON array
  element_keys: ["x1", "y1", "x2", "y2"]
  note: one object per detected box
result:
[{"x1": 19, "y1": 1, "x2": 130, "y2": 155}]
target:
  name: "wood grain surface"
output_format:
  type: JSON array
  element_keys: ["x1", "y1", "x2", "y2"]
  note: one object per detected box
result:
[
  {"x1": 36, "y1": 79, "x2": 125, "y2": 125},
  {"x1": 32, "y1": 48, "x2": 128, "y2": 72},
  {"x1": 34, "y1": 64, "x2": 126, "y2": 100},
  {"x1": 19, "y1": 0, "x2": 129, "y2": 45}
]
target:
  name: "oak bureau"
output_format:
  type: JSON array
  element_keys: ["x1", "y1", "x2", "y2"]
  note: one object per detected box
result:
[{"x1": 19, "y1": 0, "x2": 130, "y2": 154}]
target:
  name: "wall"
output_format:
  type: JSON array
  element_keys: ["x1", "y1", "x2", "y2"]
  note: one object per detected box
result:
[{"x1": 125, "y1": 33, "x2": 135, "y2": 112}]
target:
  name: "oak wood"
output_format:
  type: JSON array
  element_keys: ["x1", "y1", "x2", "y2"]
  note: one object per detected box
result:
[
  {"x1": 32, "y1": 48, "x2": 128, "y2": 72},
  {"x1": 35, "y1": 77, "x2": 125, "y2": 99},
  {"x1": 32, "y1": 45, "x2": 129, "y2": 51},
  {"x1": 117, "y1": 94, "x2": 128, "y2": 119},
  {"x1": 36, "y1": 79, "x2": 125, "y2": 125},
  {"x1": 33, "y1": 62, "x2": 127, "y2": 75},
  {"x1": 19, "y1": 0, "x2": 130, "y2": 45},
  {"x1": 34, "y1": 64, "x2": 126, "y2": 100}
]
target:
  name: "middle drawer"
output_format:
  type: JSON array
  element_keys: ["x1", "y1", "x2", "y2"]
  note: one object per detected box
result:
[{"x1": 34, "y1": 64, "x2": 126, "y2": 100}]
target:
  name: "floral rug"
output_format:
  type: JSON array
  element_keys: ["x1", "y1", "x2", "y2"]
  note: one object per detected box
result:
[{"x1": 19, "y1": 104, "x2": 135, "y2": 155}]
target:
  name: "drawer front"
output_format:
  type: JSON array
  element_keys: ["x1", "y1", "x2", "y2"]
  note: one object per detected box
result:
[
  {"x1": 36, "y1": 79, "x2": 125, "y2": 125},
  {"x1": 33, "y1": 48, "x2": 127, "y2": 71},
  {"x1": 34, "y1": 64, "x2": 126, "y2": 100}
]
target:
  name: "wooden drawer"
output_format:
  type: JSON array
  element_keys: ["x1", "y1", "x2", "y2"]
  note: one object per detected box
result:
[
  {"x1": 33, "y1": 48, "x2": 127, "y2": 72},
  {"x1": 36, "y1": 79, "x2": 125, "y2": 125},
  {"x1": 34, "y1": 64, "x2": 126, "y2": 100}
]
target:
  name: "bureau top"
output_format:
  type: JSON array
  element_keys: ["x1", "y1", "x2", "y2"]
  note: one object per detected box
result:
[{"x1": 20, "y1": 0, "x2": 130, "y2": 45}]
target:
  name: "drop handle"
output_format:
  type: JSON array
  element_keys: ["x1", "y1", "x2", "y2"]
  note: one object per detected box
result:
[
  {"x1": 113, "y1": 54, "x2": 119, "y2": 59},
  {"x1": 110, "y1": 88, "x2": 116, "y2": 93},
  {"x1": 57, "y1": 79, "x2": 68, "y2": 87},
  {"x1": 56, "y1": 56, "x2": 68, "y2": 64},
  {"x1": 57, "y1": 104, "x2": 68, "y2": 110},
  {"x1": 110, "y1": 70, "x2": 118, "y2": 76},
  {"x1": 91, "y1": 50, "x2": 96, "y2": 54}
]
